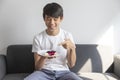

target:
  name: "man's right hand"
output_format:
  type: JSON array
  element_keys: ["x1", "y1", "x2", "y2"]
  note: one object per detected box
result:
[{"x1": 44, "y1": 52, "x2": 56, "y2": 59}]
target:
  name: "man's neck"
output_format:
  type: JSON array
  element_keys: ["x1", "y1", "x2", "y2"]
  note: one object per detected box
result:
[{"x1": 46, "y1": 28, "x2": 60, "y2": 36}]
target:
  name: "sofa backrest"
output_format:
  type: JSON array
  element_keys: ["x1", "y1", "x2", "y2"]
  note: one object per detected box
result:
[
  {"x1": 6, "y1": 45, "x2": 34, "y2": 74},
  {"x1": 70, "y1": 44, "x2": 113, "y2": 74},
  {"x1": 6, "y1": 44, "x2": 113, "y2": 74}
]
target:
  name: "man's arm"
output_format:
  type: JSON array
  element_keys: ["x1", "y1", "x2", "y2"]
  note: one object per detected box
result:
[
  {"x1": 34, "y1": 53, "x2": 47, "y2": 70},
  {"x1": 67, "y1": 47, "x2": 76, "y2": 68},
  {"x1": 34, "y1": 52, "x2": 56, "y2": 70},
  {"x1": 59, "y1": 39, "x2": 76, "y2": 68}
]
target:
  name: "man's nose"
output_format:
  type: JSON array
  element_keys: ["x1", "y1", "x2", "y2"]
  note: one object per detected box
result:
[{"x1": 50, "y1": 19, "x2": 55, "y2": 24}]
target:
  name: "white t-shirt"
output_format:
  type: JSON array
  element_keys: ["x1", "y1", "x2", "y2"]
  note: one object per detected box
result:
[{"x1": 32, "y1": 28, "x2": 75, "y2": 71}]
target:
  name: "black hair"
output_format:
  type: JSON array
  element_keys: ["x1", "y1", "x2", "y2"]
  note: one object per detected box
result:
[{"x1": 43, "y1": 2, "x2": 63, "y2": 19}]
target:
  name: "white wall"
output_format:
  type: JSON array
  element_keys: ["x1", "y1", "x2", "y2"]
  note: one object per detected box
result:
[
  {"x1": 0, "y1": 0, "x2": 120, "y2": 55},
  {"x1": 114, "y1": 14, "x2": 120, "y2": 54}
]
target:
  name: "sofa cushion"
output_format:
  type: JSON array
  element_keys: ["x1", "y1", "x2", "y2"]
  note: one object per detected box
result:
[
  {"x1": 3, "y1": 73, "x2": 119, "y2": 80},
  {"x1": 3, "y1": 73, "x2": 29, "y2": 80},
  {"x1": 78, "y1": 73, "x2": 119, "y2": 80},
  {"x1": 6, "y1": 45, "x2": 34, "y2": 74}
]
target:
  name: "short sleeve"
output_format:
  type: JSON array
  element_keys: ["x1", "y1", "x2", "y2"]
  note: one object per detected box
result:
[
  {"x1": 69, "y1": 33, "x2": 75, "y2": 44},
  {"x1": 67, "y1": 33, "x2": 76, "y2": 48},
  {"x1": 32, "y1": 36, "x2": 40, "y2": 53},
  {"x1": 32, "y1": 36, "x2": 50, "y2": 55}
]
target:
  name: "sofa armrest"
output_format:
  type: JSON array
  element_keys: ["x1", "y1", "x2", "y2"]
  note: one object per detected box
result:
[
  {"x1": 0, "y1": 55, "x2": 6, "y2": 80},
  {"x1": 114, "y1": 54, "x2": 120, "y2": 78}
]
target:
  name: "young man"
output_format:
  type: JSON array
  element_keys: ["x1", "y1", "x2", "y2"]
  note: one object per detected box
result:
[{"x1": 24, "y1": 2, "x2": 83, "y2": 80}]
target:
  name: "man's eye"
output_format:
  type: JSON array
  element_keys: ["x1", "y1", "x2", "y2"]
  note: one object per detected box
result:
[
  {"x1": 54, "y1": 18, "x2": 58, "y2": 21},
  {"x1": 47, "y1": 17, "x2": 51, "y2": 20},
  {"x1": 46, "y1": 17, "x2": 58, "y2": 21}
]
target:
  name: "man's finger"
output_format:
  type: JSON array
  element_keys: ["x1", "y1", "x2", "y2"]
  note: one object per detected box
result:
[
  {"x1": 58, "y1": 38, "x2": 70, "y2": 46},
  {"x1": 58, "y1": 42, "x2": 66, "y2": 46},
  {"x1": 64, "y1": 38, "x2": 70, "y2": 41}
]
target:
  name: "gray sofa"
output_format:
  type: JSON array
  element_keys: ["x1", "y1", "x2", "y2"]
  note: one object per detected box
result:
[{"x1": 0, "y1": 44, "x2": 120, "y2": 80}]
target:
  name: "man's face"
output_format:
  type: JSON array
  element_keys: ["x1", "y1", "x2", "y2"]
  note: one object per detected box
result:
[{"x1": 44, "y1": 15, "x2": 63, "y2": 32}]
